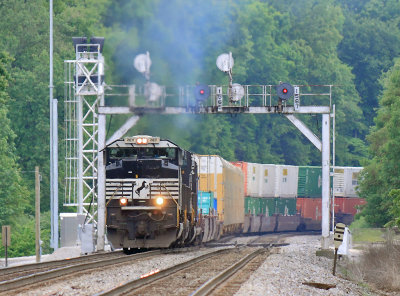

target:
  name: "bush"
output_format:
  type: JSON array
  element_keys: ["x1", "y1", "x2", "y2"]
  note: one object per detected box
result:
[{"x1": 0, "y1": 211, "x2": 52, "y2": 258}]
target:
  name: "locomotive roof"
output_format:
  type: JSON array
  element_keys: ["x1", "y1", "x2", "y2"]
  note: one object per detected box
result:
[{"x1": 105, "y1": 136, "x2": 180, "y2": 149}]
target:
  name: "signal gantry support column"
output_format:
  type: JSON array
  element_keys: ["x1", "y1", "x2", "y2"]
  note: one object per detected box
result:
[{"x1": 64, "y1": 37, "x2": 105, "y2": 251}]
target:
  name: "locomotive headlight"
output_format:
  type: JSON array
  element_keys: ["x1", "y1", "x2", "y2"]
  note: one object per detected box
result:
[
  {"x1": 120, "y1": 197, "x2": 128, "y2": 206},
  {"x1": 156, "y1": 196, "x2": 164, "y2": 206},
  {"x1": 136, "y1": 137, "x2": 149, "y2": 144}
]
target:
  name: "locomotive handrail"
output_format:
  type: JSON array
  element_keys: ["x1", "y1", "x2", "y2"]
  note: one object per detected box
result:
[
  {"x1": 161, "y1": 183, "x2": 180, "y2": 227},
  {"x1": 105, "y1": 182, "x2": 125, "y2": 225},
  {"x1": 105, "y1": 182, "x2": 123, "y2": 205}
]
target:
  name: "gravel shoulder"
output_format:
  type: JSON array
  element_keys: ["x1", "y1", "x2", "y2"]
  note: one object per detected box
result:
[{"x1": 234, "y1": 235, "x2": 374, "y2": 296}]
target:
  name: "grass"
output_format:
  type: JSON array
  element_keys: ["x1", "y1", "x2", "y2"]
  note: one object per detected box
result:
[
  {"x1": 344, "y1": 238, "x2": 400, "y2": 293},
  {"x1": 349, "y1": 216, "x2": 389, "y2": 244},
  {"x1": 349, "y1": 216, "x2": 400, "y2": 244},
  {"x1": 351, "y1": 228, "x2": 385, "y2": 243}
]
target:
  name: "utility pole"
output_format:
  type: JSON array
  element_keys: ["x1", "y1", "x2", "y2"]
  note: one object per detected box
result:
[{"x1": 35, "y1": 166, "x2": 41, "y2": 263}]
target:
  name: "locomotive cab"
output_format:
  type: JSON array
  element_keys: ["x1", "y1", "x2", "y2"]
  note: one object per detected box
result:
[{"x1": 105, "y1": 136, "x2": 198, "y2": 252}]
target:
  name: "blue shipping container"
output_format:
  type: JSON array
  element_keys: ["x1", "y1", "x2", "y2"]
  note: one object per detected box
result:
[{"x1": 198, "y1": 191, "x2": 216, "y2": 215}]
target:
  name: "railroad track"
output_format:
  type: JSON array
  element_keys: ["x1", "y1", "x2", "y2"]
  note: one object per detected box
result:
[
  {"x1": 0, "y1": 250, "x2": 125, "y2": 282},
  {"x1": 205, "y1": 232, "x2": 294, "y2": 248},
  {"x1": 97, "y1": 246, "x2": 271, "y2": 296},
  {"x1": 0, "y1": 249, "x2": 162, "y2": 295},
  {"x1": 192, "y1": 248, "x2": 268, "y2": 296}
]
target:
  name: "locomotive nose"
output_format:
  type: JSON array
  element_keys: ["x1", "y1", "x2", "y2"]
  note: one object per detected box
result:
[{"x1": 136, "y1": 221, "x2": 147, "y2": 237}]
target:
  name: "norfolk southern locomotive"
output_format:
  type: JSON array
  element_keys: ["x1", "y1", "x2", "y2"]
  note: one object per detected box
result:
[{"x1": 105, "y1": 136, "x2": 199, "y2": 252}]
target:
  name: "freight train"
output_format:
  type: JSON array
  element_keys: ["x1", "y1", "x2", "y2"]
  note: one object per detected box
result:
[{"x1": 104, "y1": 135, "x2": 365, "y2": 252}]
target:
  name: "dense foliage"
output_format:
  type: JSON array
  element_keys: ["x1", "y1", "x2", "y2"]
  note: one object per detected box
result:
[
  {"x1": 358, "y1": 59, "x2": 400, "y2": 227},
  {"x1": 0, "y1": 0, "x2": 399, "y2": 256}
]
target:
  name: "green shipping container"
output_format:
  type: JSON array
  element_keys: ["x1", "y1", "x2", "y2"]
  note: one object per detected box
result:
[
  {"x1": 245, "y1": 197, "x2": 276, "y2": 216},
  {"x1": 275, "y1": 198, "x2": 297, "y2": 215},
  {"x1": 244, "y1": 197, "x2": 261, "y2": 215},
  {"x1": 259, "y1": 198, "x2": 276, "y2": 216},
  {"x1": 297, "y1": 166, "x2": 322, "y2": 198}
]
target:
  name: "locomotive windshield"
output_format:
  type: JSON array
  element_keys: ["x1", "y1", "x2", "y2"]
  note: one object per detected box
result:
[{"x1": 108, "y1": 147, "x2": 177, "y2": 161}]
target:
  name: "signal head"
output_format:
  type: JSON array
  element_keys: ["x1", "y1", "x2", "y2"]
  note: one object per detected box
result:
[
  {"x1": 194, "y1": 84, "x2": 210, "y2": 102},
  {"x1": 276, "y1": 83, "x2": 294, "y2": 100}
]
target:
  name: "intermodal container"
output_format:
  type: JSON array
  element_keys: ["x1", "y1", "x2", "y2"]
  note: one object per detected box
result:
[
  {"x1": 246, "y1": 162, "x2": 260, "y2": 197},
  {"x1": 297, "y1": 166, "x2": 322, "y2": 198},
  {"x1": 334, "y1": 197, "x2": 366, "y2": 216},
  {"x1": 198, "y1": 191, "x2": 215, "y2": 215},
  {"x1": 276, "y1": 165, "x2": 299, "y2": 198},
  {"x1": 275, "y1": 197, "x2": 297, "y2": 216},
  {"x1": 244, "y1": 196, "x2": 276, "y2": 216},
  {"x1": 333, "y1": 167, "x2": 345, "y2": 197},
  {"x1": 259, "y1": 197, "x2": 276, "y2": 216},
  {"x1": 343, "y1": 167, "x2": 363, "y2": 197},
  {"x1": 333, "y1": 167, "x2": 363, "y2": 197},
  {"x1": 296, "y1": 197, "x2": 322, "y2": 221},
  {"x1": 244, "y1": 196, "x2": 260, "y2": 215},
  {"x1": 259, "y1": 164, "x2": 277, "y2": 197}
]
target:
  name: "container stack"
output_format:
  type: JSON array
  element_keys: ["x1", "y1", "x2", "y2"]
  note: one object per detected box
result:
[{"x1": 197, "y1": 155, "x2": 244, "y2": 233}]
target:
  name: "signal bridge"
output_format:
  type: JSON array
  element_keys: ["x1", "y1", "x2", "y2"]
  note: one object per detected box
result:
[
  {"x1": 97, "y1": 83, "x2": 333, "y2": 251},
  {"x1": 100, "y1": 83, "x2": 332, "y2": 116}
]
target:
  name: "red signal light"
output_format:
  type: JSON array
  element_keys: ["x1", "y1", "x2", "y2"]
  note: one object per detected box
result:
[
  {"x1": 283, "y1": 88, "x2": 288, "y2": 94},
  {"x1": 200, "y1": 89, "x2": 205, "y2": 95}
]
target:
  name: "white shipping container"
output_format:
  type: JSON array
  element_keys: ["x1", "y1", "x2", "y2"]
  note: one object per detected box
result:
[
  {"x1": 275, "y1": 165, "x2": 299, "y2": 198},
  {"x1": 246, "y1": 162, "x2": 260, "y2": 197},
  {"x1": 333, "y1": 166, "x2": 363, "y2": 197},
  {"x1": 344, "y1": 167, "x2": 363, "y2": 198},
  {"x1": 198, "y1": 155, "x2": 223, "y2": 174},
  {"x1": 333, "y1": 167, "x2": 345, "y2": 197},
  {"x1": 258, "y1": 164, "x2": 277, "y2": 197}
]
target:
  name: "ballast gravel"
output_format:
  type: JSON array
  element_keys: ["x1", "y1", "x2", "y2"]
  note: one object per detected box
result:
[
  {"x1": 234, "y1": 235, "x2": 372, "y2": 296},
  {"x1": 11, "y1": 247, "x2": 226, "y2": 296}
]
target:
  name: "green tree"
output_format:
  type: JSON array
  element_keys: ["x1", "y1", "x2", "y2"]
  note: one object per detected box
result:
[
  {"x1": 0, "y1": 52, "x2": 29, "y2": 226},
  {"x1": 358, "y1": 59, "x2": 400, "y2": 227},
  {"x1": 338, "y1": 1, "x2": 400, "y2": 130},
  {"x1": 0, "y1": 212, "x2": 52, "y2": 257},
  {"x1": 0, "y1": 0, "x2": 110, "y2": 255}
]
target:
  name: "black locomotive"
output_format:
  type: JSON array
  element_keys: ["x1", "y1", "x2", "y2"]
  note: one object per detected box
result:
[{"x1": 105, "y1": 136, "x2": 199, "y2": 253}]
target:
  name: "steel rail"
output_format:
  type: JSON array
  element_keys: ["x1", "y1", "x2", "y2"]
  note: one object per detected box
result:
[
  {"x1": 97, "y1": 248, "x2": 231, "y2": 296},
  {"x1": 191, "y1": 248, "x2": 266, "y2": 296},
  {"x1": 0, "y1": 250, "x2": 161, "y2": 293},
  {"x1": 0, "y1": 250, "x2": 124, "y2": 279}
]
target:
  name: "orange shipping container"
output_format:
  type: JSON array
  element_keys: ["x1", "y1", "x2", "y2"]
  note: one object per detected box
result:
[
  {"x1": 334, "y1": 197, "x2": 366, "y2": 216},
  {"x1": 296, "y1": 198, "x2": 322, "y2": 221}
]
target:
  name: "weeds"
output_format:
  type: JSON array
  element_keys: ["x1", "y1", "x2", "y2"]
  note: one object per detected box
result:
[{"x1": 345, "y1": 231, "x2": 400, "y2": 293}]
